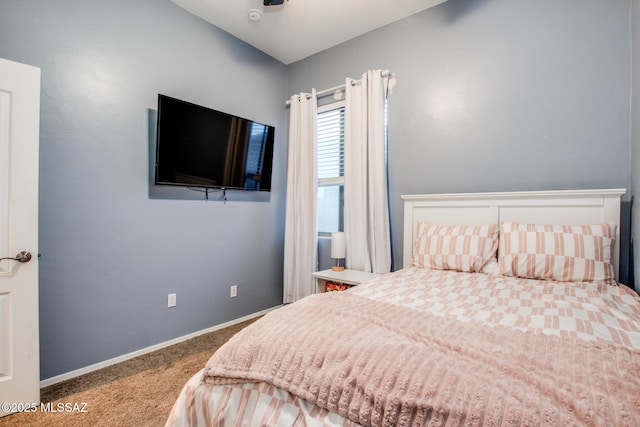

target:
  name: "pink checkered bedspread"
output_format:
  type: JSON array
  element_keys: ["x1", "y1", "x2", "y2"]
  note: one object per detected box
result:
[
  {"x1": 351, "y1": 267, "x2": 640, "y2": 348},
  {"x1": 166, "y1": 268, "x2": 640, "y2": 426}
]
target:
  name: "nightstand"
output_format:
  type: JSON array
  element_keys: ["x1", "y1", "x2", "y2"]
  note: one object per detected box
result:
[{"x1": 312, "y1": 269, "x2": 380, "y2": 294}]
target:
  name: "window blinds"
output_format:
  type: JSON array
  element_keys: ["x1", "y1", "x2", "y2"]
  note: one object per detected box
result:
[{"x1": 317, "y1": 107, "x2": 345, "y2": 182}]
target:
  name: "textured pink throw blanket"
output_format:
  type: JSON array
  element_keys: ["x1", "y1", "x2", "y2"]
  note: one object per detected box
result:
[{"x1": 203, "y1": 291, "x2": 640, "y2": 426}]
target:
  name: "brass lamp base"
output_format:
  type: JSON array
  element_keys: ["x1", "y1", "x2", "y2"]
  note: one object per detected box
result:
[{"x1": 331, "y1": 266, "x2": 345, "y2": 272}]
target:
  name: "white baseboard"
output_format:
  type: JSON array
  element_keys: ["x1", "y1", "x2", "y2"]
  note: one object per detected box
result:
[{"x1": 40, "y1": 306, "x2": 280, "y2": 388}]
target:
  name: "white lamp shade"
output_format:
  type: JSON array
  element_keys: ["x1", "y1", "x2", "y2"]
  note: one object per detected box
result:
[{"x1": 331, "y1": 232, "x2": 346, "y2": 259}]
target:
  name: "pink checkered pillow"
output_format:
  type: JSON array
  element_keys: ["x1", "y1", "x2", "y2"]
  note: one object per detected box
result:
[
  {"x1": 498, "y1": 222, "x2": 616, "y2": 283},
  {"x1": 413, "y1": 223, "x2": 498, "y2": 273}
]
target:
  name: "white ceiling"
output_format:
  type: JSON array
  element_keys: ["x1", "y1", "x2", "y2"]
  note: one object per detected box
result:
[{"x1": 171, "y1": 0, "x2": 448, "y2": 65}]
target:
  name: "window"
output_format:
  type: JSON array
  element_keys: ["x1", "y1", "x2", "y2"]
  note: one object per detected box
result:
[{"x1": 316, "y1": 102, "x2": 345, "y2": 234}]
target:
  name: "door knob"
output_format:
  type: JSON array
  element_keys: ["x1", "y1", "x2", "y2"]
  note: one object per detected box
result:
[{"x1": 0, "y1": 251, "x2": 33, "y2": 263}]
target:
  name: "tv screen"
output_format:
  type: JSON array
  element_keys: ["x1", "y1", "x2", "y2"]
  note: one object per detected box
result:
[{"x1": 155, "y1": 94, "x2": 275, "y2": 191}]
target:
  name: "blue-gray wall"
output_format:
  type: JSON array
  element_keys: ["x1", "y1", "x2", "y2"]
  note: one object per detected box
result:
[
  {"x1": 632, "y1": 0, "x2": 640, "y2": 284},
  {"x1": 289, "y1": 0, "x2": 632, "y2": 269},
  {"x1": 0, "y1": 0, "x2": 288, "y2": 380},
  {"x1": 0, "y1": 0, "x2": 635, "y2": 381}
]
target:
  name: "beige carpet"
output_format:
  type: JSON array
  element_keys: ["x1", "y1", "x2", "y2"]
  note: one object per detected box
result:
[{"x1": 0, "y1": 318, "x2": 257, "y2": 427}]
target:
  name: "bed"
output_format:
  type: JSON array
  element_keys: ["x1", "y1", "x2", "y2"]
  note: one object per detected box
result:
[{"x1": 166, "y1": 189, "x2": 640, "y2": 426}]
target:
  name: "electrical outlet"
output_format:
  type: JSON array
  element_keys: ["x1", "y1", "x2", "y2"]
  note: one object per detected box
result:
[
  {"x1": 168, "y1": 293, "x2": 176, "y2": 308},
  {"x1": 230, "y1": 285, "x2": 237, "y2": 298}
]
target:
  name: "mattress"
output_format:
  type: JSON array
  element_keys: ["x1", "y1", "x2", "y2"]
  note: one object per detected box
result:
[{"x1": 166, "y1": 267, "x2": 640, "y2": 426}]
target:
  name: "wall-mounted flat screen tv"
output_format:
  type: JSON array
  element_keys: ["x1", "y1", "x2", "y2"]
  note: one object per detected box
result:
[{"x1": 155, "y1": 94, "x2": 275, "y2": 191}]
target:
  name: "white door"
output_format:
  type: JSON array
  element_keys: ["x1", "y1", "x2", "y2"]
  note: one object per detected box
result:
[{"x1": 0, "y1": 58, "x2": 40, "y2": 416}]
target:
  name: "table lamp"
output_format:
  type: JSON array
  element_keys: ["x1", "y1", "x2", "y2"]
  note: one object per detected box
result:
[{"x1": 331, "y1": 232, "x2": 346, "y2": 271}]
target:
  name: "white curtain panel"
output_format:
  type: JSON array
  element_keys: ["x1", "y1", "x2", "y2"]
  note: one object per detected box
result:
[
  {"x1": 344, "y1": 70, "x2": 393, "y2": 274},
  {"x1": 283, "y1": 90, "x2": 318, "y2": 303}
]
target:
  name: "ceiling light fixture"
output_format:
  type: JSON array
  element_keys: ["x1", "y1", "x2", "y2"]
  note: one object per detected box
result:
[{"x1": 248, "y1": 8, "x2": 263, "y2": 22}]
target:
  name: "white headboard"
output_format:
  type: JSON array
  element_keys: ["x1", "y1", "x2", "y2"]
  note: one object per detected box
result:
[{"x1": 402, "y1": 189, "x2": 626, "y2": 279}]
